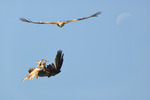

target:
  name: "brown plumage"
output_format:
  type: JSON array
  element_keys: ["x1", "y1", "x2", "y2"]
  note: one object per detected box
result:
[
  {"x1": 20, "y1": 12, "x2": 101, "y2": 27},
  {"x1": 28, "y1": 50, "x2": 64, "y2": 79}
]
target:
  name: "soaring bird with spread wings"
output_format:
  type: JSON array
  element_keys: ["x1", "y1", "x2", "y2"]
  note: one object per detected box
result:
[
  {"x1": 22, "y1": 50, "x2": 64, "y2": 82},
  {"x1": 20, "y1": 12, "x2": 101, "y2": 28}
]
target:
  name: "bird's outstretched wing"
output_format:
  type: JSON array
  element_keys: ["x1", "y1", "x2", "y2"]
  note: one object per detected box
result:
[
  {"x1": 22, "y1": 68, "x2": 40, "y2": 82},
  {"x1": 22, "y1": 59, "x2": 46, "y2": 82},
  {"x1": 54, "y1": 50, "x2": 64, "y2": 71},
  {"x1": 64, "y1": 11, "x2": 101, "y2": 23},
  {"x1": 20, "y1": 18, "x2": 57, "y2": 24}
]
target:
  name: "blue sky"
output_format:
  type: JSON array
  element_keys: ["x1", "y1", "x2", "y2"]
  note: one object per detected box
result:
[{"x1": 1, "y1": 0, "x2": 150, "y2": 100}]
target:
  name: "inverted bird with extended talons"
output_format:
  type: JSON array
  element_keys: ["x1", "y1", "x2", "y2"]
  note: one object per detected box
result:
[
  {"x1": 20, "y1": 12, "x2": 101, "y2": 28},
  {"x1": 22, "y1": 50, "x2": 64, "y2": 82}
]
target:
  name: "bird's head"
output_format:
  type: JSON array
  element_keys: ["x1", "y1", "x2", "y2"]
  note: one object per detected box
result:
[{"x1": 57, "y1": 21, "x2": 65, "y2": 27}]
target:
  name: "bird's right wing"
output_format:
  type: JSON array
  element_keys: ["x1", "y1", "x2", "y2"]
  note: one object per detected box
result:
[{"x1": 20, "y1": 18, "x2": 57, "y2": 24}]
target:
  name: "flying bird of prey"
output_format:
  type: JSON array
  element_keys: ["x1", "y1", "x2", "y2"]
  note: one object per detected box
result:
[
  {"x1": 22, "y1": 50, "x2": 64, "y2": 82},
  {"x1": 20, "y1": 12, "x2": 101, "y2": 28}
]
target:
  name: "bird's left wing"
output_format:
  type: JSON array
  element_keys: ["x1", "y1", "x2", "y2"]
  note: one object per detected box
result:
[
  {"x1": 64, "y1": 11, "x2": 101, "y2": 24},
  {"x1": 21, "y1": 68, "x2": 40, "y2": 82}
]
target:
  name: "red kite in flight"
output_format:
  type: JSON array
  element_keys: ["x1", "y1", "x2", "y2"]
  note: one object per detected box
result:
[
  {"x1": 20, "y1": 12, "x2": 101, "y2": 27},
  {"x1": 22, "y1": 50, "x2": 64, "y2": 82}
]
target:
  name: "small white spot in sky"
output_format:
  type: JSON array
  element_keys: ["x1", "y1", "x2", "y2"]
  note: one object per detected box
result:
[{"x1": 116, "y1": 12, "x2": 131, "y2": 25}]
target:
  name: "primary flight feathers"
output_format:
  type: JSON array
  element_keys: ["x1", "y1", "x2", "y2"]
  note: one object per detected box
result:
[
  {"x1": 20, "y1": 11, "x2": 101, "y2": 27},
  {"x1": 22, "y1": 50, "x2": 64, "y2": 82}
]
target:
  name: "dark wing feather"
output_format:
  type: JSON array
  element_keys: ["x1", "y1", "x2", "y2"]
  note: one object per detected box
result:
[
  {"x1": 37, "y1": 70, "x2": 47, "y2": 77},
  {"x1": 45, "y1": 50, "x2": 64, "y2": 77},
  {"x1": 46, "y1": 63, "x2": 58, "y2": 77},
  {"x1": 54, "y1": 50, "x2": 64, "y2": 71},
  {"x1": 20, "y1": 18, "x2": 57, "y2": 24},
  {"x1": 64, "y1": 11, "x2": 101, "y2": 23}
]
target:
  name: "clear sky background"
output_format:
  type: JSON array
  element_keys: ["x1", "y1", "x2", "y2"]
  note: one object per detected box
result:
[{"x1": 1, "y1": 0, "x2": 150, "y2": 100}]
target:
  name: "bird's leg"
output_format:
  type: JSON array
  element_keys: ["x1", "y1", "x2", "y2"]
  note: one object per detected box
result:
[
  {"x1": 42, "y1": 60, "x2": 49, "y2": 71},
  {"x1": 36, "y1": 59, "x2": 44, "y2": 66}
]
